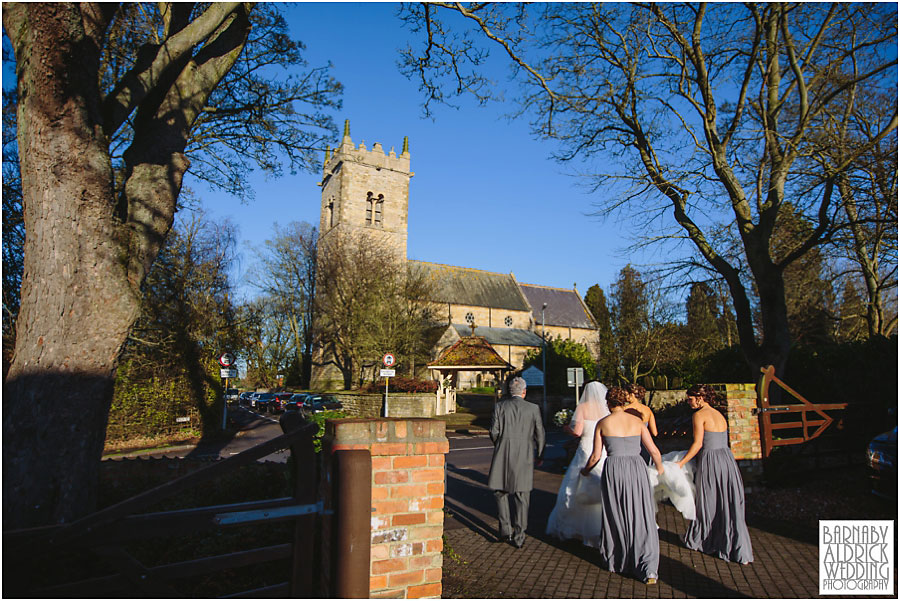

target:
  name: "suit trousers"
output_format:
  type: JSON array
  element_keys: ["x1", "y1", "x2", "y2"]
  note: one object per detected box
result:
[{"x1": 494, "y1": 490, "x2": 530, "y2": 545}]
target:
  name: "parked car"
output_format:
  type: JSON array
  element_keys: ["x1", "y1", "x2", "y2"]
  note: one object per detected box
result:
[
  {"x1": 303, "y1": 394, "x2": 343, "y2": 414},
  {"x1": 239, "y1": 391, "x2": 254, "y2": 406},
  {"x1": 267, "y1": 392, "x2": 294, "y2": 413},
  {"x1": 253, "y1": 392, "x2": 275, "y2": 411},
  {"x1": 224, "y1": 388, "x2": 240, "y2": 404},
  {"x1": 283, "y1": 393, "x2": 311, "y2": 413},
  {"x1": 867, "y1": 425, "x2": 897, "y2": 499}
]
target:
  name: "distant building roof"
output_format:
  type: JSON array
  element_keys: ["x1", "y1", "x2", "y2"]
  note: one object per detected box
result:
[
  {"x1": 519, "y1": 284, "x2": 597, "y2": 329},
  {"x1": 409, "y1": 261, "x2": 531, "y2": 312},
  {"x1": 451, "y1": 324, "x2": 544, "y2": 347},
  {"x1": 428, "y1": 336, "x2": 513, "y2": 369}
]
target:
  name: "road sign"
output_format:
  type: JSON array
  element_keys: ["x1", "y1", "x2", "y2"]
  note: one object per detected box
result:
[
  {"x1": 218, "y1": 352, "x2": 236, "y2": 367},
  {"x1": 175, "y1": 416, "x2": 191, "y2": 423},
  {"x1": 382, "y1": 353, "x2": 396, "y2": 367},
  {"x1": 220, "y1": 367, "x2": 238, "y2": 378},
  {"x1": 566, "y1": 367, "x2": 584, "y2": 388},
  {"x1": 380, "y1": 369, "x2": 396, "y2": 377}
]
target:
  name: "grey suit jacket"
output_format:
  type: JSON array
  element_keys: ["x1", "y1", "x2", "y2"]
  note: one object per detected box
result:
[{"x1": 487, "y1": 395, "x2": 546, "y2": 492}]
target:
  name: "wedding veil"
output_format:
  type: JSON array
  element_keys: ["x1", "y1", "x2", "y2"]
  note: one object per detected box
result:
[{"x1": 573, "y1": 380, "x2": 611, "y2": 425}]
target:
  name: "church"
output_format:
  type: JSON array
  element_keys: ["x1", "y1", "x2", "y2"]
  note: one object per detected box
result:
[{"x1": 311, "y1": 122, "x2": 600, "y2": 390}]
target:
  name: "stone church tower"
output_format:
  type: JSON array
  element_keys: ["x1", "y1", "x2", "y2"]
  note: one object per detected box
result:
[
  {"x1": 318, "y1": 120, "x2": 412, "y2": 259},
  {"x1": 311, "y1": 121, "x2": 413, "y2": 389}
]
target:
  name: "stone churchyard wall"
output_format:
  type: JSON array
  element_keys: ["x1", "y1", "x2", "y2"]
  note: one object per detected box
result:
[{"x1": 334, "y1": 392, "x2": 438, "y2": 419}]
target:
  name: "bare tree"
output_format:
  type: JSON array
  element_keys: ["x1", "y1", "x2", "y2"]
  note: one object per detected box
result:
[
  {"x1": 248, "y1": 221, "x2": 318, "y2": 387},
  {"x1": 3, "y1": 3, "x2": 340, "y2": 526},
  {"x1": 315, "y1": 231, "x2": 436, "y2": 389},
  {"x1": 400, "y1": 2, "x2": 897, "y2": 379},
  {"x1": 118, "y1": 210, "x2": 240, "y2": 437}
]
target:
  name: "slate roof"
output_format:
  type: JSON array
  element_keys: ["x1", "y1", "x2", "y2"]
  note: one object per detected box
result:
[
  {"x1": 428, "y1": 336, "x2": 513, "y2": 369},
  {"x1": 451, "y1": 325, "x2": 544, "y2": 347},
  {"x1": 409, "y1": 261, "x2": 531, "y2": 311},
  {"x1": 519, "y1": 284, "x2": 597, "y2": 329}
]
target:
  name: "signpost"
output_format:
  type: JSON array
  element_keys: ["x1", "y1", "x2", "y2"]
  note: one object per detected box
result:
[
  {"x1": 567, "y1": 367, "x2": 585, "y2": 405},
  {"x1": 219, "y1": 352, "x2": 236, "y2": 430},
  {"x1": 382, "y1": 353, "x2": 395, "y2": 417}
]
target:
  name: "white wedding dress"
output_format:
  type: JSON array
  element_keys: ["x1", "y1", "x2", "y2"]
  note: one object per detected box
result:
[
  {"x1": 546, "y1": 382, "x2": 609, "y2": 545},
  {"x1": 646, "y1": 450, "x2": 697, "y2": 520}
]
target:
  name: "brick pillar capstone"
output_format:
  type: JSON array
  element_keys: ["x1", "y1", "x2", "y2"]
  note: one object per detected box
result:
[{"x1": 325, "y1": 418, "x2": 448, "y2": 599}]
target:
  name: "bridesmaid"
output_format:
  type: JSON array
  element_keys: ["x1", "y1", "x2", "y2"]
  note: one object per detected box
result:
[
  {"x1": 582, "y1": 386, "x2": 664, "y2": 584},
  {"x1": 677, "y1": 384, "x2": 753, "y2": 564},
  {"x1": 624, "y1": 383, "x2": 657, "y2": 463}
]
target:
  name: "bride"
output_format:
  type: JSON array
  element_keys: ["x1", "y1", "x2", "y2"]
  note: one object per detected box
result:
[{"x1": 546, "y1": 381, "x2": 610, "y2": 544}]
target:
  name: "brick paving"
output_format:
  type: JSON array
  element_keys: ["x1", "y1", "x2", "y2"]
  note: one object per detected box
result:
[
  {"x1": 443, "y1": 502, "x2": 830, "y2": 598},
  {"x1": 440, "y1": 450, "x2": 895, "y2": 599}
]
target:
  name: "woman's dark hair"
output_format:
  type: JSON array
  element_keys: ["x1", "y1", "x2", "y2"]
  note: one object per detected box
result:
[
  {"x1": 625, "y1": 383, "x2": 646, "y2": 401},
  {"x1": 606, "y1": 386, "x2": 629, "y2": 409},
  {"x1": 686, "y1": 383, "x2": 719, "y2": 406}
]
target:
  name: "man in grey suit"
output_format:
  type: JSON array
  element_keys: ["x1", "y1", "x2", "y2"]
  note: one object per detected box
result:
[{"x1": 487, "y1": 376, "x2": 546, "y2": 548}]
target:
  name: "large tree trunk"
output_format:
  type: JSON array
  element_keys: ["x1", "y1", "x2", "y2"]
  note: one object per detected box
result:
[
  {"x1": 3, "y1": 3, "x2": 250, "y2": 528},
  {"x1": 2, "y1": 3, "x2": 138, "y2": 527}
]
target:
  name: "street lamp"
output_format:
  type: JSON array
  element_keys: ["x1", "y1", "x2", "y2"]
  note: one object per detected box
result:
[{"x1": 541, "y1": 303, "x2": 547, "y2": 424}]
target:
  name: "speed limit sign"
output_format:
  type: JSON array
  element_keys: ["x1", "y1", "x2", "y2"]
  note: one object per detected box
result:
[
  {"x1": 382, "y1": 353, "x2": 396, "y2": 367},
  {"x1": 218, "y1": 352, "x2": 236, "y2": 367}
]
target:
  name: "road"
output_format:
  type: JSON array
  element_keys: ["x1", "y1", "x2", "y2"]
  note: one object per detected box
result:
[
  {"x1": 120, "y1": 409, "x2": 571, "y2": 538},
  {"x1": 444, "y1": 430, "x2": 570, "y2": 539}
]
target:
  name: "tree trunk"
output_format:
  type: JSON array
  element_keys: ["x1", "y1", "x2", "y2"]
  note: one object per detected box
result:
[
  {"x1": 3, "y1": 4, "x2": 139, "y2": 527},
  {"x1": 3, "y1": 3, "x2": 250, "y2": 527}
]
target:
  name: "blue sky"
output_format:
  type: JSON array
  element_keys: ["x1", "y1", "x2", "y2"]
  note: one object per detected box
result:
[{"x1": 197, "y1": 3, "x2": 655, "y2": 302}]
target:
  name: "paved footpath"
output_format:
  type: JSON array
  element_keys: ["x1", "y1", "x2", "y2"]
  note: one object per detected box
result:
[{"x1": 440, "y1": 434, "x2": 891, "y2": 599}]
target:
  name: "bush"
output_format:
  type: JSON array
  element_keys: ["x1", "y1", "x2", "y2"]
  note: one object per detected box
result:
[{"x1": 360, "y1": 376, "x2": 438, "y2": 393}]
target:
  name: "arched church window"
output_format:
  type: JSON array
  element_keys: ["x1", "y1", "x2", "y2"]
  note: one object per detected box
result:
[
  {"x1": 374, "y1": 194, "x2": 384, "y2": 226},
  {"x1": 366, "y1": 192, "x2": 385, "y2": 226},
  {"x1": 504, "y1": 316, "x2": 513, "y2": 327},
  {"x1": 465, "y1": 312, "x2": 475, "y2": 325},
  {"x1": 327, "y1": 197, "x2": 335, "y2": 228}
]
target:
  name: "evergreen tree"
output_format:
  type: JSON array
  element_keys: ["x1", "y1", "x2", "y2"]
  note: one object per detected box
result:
[
  {"x1": 610, "y1": 265, "x2": 673, "y2": 383},
  {"x1": 685, "y1": 282, "x2": 721, "y2": 357},
  {"x1": 584, "y1": 284, "x2": 618, "y2": 382}
]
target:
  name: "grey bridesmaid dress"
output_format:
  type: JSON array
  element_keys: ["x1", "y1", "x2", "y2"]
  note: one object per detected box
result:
[
  {"x1": 596, "y1": 435, "x2": 659, "y2": 581},
  {"x1": 683, "y1": 430, "x2": 753, "y2": 563}
]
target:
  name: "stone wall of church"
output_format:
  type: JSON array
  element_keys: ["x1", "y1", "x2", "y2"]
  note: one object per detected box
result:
[
  {"x1": 439, "y1": 304, "x2": 532, "y2": 330},
  {"x1": 540, "y1": 324, "x2": 601, "y2": 358}
]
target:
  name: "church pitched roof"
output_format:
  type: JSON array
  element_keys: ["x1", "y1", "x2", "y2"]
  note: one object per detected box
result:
[
  {"x1": 409, "y1": 261, "x2": 531, "y2": 312},
  {"x1": 519, "y1": 284, "x2": 598, "y2": 329},
  {"x1": 428, "y1": 336, "x2": 513, "y2": 369},
  {"x1": 451, "y1": 324, "x2": 544, "y2": 347}
]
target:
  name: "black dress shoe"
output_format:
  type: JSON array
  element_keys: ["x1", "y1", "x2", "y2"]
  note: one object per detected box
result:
[
  {"x1": 495, "y1": 535, "x2": 512, "y2": 543},
  {"x1": 511, "y1": 538, "x2": 524, "y2": 549}
]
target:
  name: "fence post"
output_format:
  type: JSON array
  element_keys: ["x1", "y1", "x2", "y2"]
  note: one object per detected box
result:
[
  {"x1": 281, "y1": 413, "x2": 318, "y2": 597},
  {"x1": 334, "y1": 450, "x2": 372, "y2": 598}
]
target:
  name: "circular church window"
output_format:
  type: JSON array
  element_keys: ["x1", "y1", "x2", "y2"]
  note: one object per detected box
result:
[
  {"x1": 504, "y1": 316, "x2": 513, "y2": 327},
  {"x1": 465, "y1": 312, "x2": 475, "y2": 324}
]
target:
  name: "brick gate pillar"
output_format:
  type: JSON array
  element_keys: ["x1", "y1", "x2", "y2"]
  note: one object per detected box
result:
[
  {"x1": 712, "y1": 383, "x2": 763, "y2": 481},
  {"x1": 324, "y1": 418, "x2": 449, "y2": 599}
]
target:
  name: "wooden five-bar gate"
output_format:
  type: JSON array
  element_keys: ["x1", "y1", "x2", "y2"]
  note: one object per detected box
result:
[
  {"x1": 756, "y1": 365, "x2": 852, "y2": 464},
  {"x1": 3, "y1": 414, "x2": 371, "y2": 598}
]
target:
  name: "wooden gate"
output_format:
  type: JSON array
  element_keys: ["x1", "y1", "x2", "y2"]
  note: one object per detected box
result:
[
  {"x1": 3, "y1": 414, "x2": 371, "y2": 598},
  {"x1": 756, "y1": 365, "x2": 849, "y2": 460}
]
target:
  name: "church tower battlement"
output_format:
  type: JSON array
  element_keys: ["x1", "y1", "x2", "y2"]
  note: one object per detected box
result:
[{"x1": 318, "y1": 120, "x2": 412, "y2": 261}]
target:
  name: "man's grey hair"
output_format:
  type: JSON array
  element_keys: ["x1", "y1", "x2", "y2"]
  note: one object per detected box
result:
[{"x1": 509, "y1": 376, "x2": 527, "y2": 397}]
